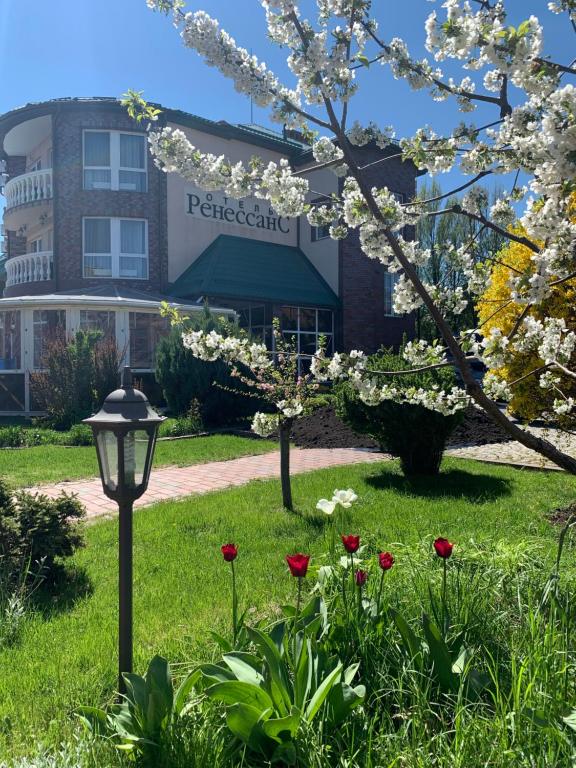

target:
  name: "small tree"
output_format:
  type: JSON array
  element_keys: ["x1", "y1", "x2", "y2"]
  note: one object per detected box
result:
[
  {"x1": 155, "y1": 306, "x2": 260, "y2": 425},
  {"x1": 32, "y1": 330, "x2": 124, "y2": 429},
  {"x1": 335, "y1": 348, "x2": 462, "y2": 476},
  {"x1": 184, "y1": 319, "x2": 321, "y2": 511},
  {"x1": 131, "y1": 0, "x2": 576, "y2": 474}
]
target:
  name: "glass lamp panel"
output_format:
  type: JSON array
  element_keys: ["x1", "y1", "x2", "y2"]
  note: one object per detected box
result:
[
  {"x1": 96, "y1": 430, "x2": 119, "y2": 491},
  {"x1": 122, "y1": 430, "x2": 152, "y2": 490}
]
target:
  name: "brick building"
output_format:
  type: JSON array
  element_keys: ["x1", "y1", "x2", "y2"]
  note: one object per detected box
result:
[{"x1": 0, "y1": 97, "x2": 421, "y2": 415}]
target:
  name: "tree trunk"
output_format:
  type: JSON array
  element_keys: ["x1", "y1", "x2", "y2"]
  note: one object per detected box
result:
[
  {"x1": 279, "y1": 418, "x2": 293, "y2": 511},
  {"x1": 332, "y1": 128, "x2": 576, "y2": 476}
]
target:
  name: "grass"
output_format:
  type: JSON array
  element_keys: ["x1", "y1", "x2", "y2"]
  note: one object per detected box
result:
[
  {"x1": 0, "y1": 457, "x2": 574, "y2": 761},
  {"x1": 0, "y1": 434, "x2": 277, "y2": 488}
]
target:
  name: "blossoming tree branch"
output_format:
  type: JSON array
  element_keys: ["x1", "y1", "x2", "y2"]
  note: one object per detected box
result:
[{"x1": 133, "y1": 0, "x2": 576, "y2": 473}]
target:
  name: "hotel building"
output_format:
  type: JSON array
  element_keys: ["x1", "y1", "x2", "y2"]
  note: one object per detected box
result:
[{"x1": 0, "y1": 97, "x2": 421, "y2": 416}]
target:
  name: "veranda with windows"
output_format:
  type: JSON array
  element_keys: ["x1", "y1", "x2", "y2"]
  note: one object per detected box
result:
[{"x1": 0, "y1": 292, "x2": 235, "y2": 416}]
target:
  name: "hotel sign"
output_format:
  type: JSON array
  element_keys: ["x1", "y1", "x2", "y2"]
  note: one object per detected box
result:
[{"x1": 186, "y1": 187, "x2": 291, "y2": 235}]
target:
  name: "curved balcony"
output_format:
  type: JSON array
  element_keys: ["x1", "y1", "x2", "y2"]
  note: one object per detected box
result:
[
  {"x1": 4, "y1": 169, "x2": 53, "y2": 210},
  {"x1": 5, "y1": 251, "x2": 53, "y2": 288}
]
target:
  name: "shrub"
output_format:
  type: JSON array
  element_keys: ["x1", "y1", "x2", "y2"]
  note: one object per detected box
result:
[
  {"x1": 0, "y1": 426, "x2": 25, "y2": 448},
  {"x1": 62, "y1": 424, "x2": 94, "y2": 447},
  {"x1": 160, "y1": 401, "x2": 204, "y2": 437},
  {"x1": 154, "y1": 308, "x2": 260, "y2": 426},
  {"x1": 335, "y1": 348, "x2": 462, "y2": 476},
  {"x1": 0, "y1": 479, "x2": 85, "y2": 585},
  {"x1": 31, "y1": 331, "x2": 124, "y2": 430}
]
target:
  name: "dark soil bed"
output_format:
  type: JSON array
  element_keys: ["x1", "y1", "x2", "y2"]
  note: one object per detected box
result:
[{"x1": 291, "y1": 405, "x2": 512, "y2": 451}]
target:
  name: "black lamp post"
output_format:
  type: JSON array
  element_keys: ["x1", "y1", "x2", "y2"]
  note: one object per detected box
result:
[{"x1": 84, "y1": 367, "x2": 164, "y2": 692}]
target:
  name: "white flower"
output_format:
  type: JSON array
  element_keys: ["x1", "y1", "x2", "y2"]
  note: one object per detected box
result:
[
  {"x1": 332, "y1": 488, "x2": 358, "y2": 507},
  {"x1": 316, "y1": 498, "x2": 337, "y2": 515},
  {"x1": 251, "y1": 412, "x2": 279, "y2": 437}
]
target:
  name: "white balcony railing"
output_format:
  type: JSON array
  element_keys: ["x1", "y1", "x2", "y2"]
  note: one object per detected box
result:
[
  {"x1": 4, "y1": 169, "x2": 53, "y2": 209},
  {"x1": 5, "y1": 251, "x2": 54, "y2": 287}
]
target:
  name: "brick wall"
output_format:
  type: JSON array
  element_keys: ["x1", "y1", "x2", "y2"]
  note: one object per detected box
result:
[
  {"x1": 52, "y1": 107, "x2": 168, "y2": 294},
  {"x1": 339, "y1": 143, "x2": 417, "y2": 353}
]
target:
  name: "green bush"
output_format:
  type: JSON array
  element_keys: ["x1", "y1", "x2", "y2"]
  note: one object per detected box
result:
[
  {"x1": 31, "y1": 331, "x2": 123, "y2": 430},
  {"x1": 160, "y1": 401, "x2": 204, "y2": 438},
  {"x1": 335, "y1": 348, "x2": 462, "y2": 476},
  {"x1": 154, "y1": 308, "x2": 261, "y2": 426},
  {"x1": 61, "y1": 424, "x2": 94, "y2": 447},
  {"x1": 0, "y1": 479, "x2": 85, "y2": 584},
  {"x1": 0, "y1": 426, "x2": 26, "y2": 448}
]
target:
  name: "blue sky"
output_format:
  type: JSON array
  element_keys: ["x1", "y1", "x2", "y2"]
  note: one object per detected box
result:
[{"x1": 0, "y1": 0, "x2": 574, "y2": 202}]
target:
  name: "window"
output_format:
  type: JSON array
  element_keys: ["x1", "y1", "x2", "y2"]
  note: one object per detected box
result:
[
  {"x1": 238, "y1": 304, "x2": 273, "y2": 348},
  {"x1": 33, "y1": 310, "x2": 65, "y2": 369},
  {"x1": 79, "y1": 310, "x2": 116, "y2": 339},
  {"x1": 0, "y1": 311, "x2": 21, "y2": 370},
  {"x1": 311, "y1": 224, "x2": 330, "y2": 242},
  {"x1": 384, "y1": 271, "x2": 399, "y2": 317},
  {"x1": 83, "y1": 218, "x2": 148, "y2": 279},
  {"x1": 279, "y1": 306, "x2": 334, "y2": 374},
  {"x1": 129, "y1": 313, "x2": 170, "y2": 369},
  {"x1": 83, "y1": 131, "x2": 147, "y2": 192}
]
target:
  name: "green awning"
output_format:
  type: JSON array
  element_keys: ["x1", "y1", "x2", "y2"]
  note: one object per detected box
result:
[{"x1": 170, "y1": 235, "x2": 339, "y2": 308}]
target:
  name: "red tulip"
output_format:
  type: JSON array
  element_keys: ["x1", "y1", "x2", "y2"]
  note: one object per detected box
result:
[
  {"x1": 378, "y1": 552, "x2": 395, "y2": 570},
  {"x1": 433, "y1": 537, "x2": 454, "y2": 559},
  {"x1": 221, "y1": 543, "x2": 238, "y2": 562},
  {"x1": 341, "y1": 534, "x2": 360, "y2": 554},
  {"x1": 286, "y1": 553, "x2": 310, "y2": 578},
  {"x1": 355, "y1": 569, "x2": 368, "y2": 587}
]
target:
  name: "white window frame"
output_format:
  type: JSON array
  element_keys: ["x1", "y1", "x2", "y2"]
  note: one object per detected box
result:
[
  {"x1": 83, "y1": 130, "x2": 148, "y2": 192},
  {"x1": 280, "y1": 305, "x2": 334, "y2": 376},
  {"x1": 383, "y1": 271, "x2": 399, "y2": 317},
  {"x1": 83, "y1": 217, "x2": 149, "y2": 280}
]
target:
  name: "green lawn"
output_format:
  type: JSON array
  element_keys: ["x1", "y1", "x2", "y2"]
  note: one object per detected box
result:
[
  {"x1": 0, "y1": 457, "x2": 574, "y2": 759},
  {"x1": 0, "y1": 434, "x2": 277, "y2": 488}
]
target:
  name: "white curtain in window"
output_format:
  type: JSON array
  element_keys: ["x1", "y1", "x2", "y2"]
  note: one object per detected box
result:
[
  {"x1": 85, "y1": 219, "x2": 111, "y2": 253},
  {"x1": 84, "y1": 132, "x2": 110, "y2": 166},
  {"x1": 121, "y1": 220, "x2": 145, "y2": 254},
  {"x1": 120, "y1": 134, "x2": 145, "y2": 169}
]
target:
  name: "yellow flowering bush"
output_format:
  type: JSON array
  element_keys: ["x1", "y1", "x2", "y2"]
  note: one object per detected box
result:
[{"x1": 477, "y1": 219, "x2": 576, "y2": 420}]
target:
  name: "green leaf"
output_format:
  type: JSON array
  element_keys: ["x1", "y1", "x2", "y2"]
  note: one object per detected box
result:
[
  {"x1": 223, "y1": 653, "x2": 265, "y2": 686},
  {"x1": 76, "y1": 706, "x2": 109, "y2": 735},
  {"x1": 209, "y1": 631, "x2": 234, "y2": 652},
  {"x1": 422, "y1": 614, "x2": 458, "y2": 693},
  {"x1": 206, "y1": 681, "x2": 274, "y2": 712},
  {"x1": 200, "y1": 662, "x2": 236, "y2": 685},
  {"x1": 174, "y1": 668, "x2": 201, "y2": 716},
  {"x1": 326, "y1": 682, "x2": 365, "y2": 726},
  {"x1": 390, "y1": 608, "x2": 423, "y2": 666},
  {"x1": 247, "y1": 627, "x2": 292, "y2": 715},
  {"x1": 226, "y1": 702, "x2": 270, "y2": 745},
  {"x1": 262, "y1": 707, "x2": 301, "y2": 742},
  {"x1": 304, "y1": 662, "x2": 343, "y2": 723},
  {"x1": 563, "y1": 710, "x2": 576, "y2": 732}
]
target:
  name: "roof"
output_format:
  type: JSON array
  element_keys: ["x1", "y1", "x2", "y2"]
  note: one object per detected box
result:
[
  {"x1": 0, "y1": 284, "x2": 236, "y2": 314},
  {"x1": 0, "y1": 97, "x2": 309, "y2": 159},
  {"x1": 171, "y1": 235, "x2": 339, "y2": 308}
]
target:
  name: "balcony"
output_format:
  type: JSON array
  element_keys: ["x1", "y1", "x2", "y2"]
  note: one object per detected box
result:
[
  {"x1": 4, "y1": 169, "x2": 53, "y2": 210},
  {"x1": 5, "y1": 251, "x2": 54, "y2": 287}
]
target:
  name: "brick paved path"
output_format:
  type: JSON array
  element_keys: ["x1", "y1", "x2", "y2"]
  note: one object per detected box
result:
[{"x1": 29, "y1": 447, "x2": 388, "y2": 520}]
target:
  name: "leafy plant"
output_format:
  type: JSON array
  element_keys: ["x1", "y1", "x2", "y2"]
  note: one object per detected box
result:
[
  {"x1": 335, "y1": 347, "x2": 462, "y2": 476},
  {"x1": 390, "y1": 609, "x2": 490, "y2": 701},
  {"x1": 0, "y1": 478, "x2": 84, "y2": 585},
  {"x1": 154, "y1": 308, "x2": 259, "y2": 425},
  {"x1": 79, "y1": 655, "x2": 200, "y2": 764},
  {"x1": 199, "y1": 596, "x2": 365, "y2": 765}
]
